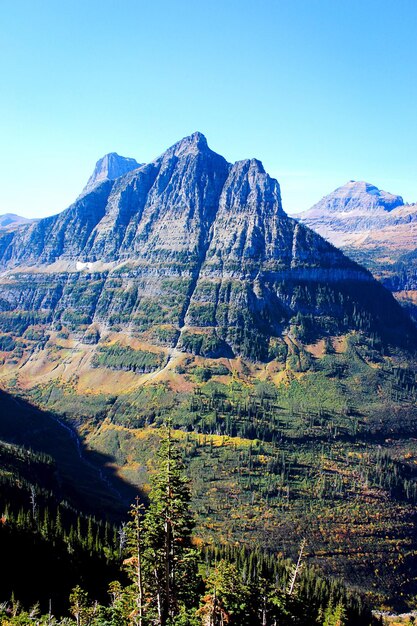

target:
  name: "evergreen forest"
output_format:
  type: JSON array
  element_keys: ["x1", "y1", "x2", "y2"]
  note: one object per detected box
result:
[{"x1": 1, "y1": 429, "x2": 380, "y2": 626}]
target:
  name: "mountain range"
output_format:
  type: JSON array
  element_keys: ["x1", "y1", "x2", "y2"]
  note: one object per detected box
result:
[
  {"x1": 0, "y1": 133, "x2": 414, "y2": 362},
  {"x1": 1, "y1": 134, "x2": 417, "y2": 607}
]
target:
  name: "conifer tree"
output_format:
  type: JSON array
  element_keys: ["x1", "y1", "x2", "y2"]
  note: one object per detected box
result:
[
  {"x1": 143, "y1": 424, "x2": 198, "y2": 625},
  {"x1": 323, "y1": 600, "x2": 347, "y2": 626}
]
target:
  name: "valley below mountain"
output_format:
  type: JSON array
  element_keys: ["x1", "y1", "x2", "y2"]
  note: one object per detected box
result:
[{"x1": 1, "y1": 134, "x2": 417, "y2": 611}]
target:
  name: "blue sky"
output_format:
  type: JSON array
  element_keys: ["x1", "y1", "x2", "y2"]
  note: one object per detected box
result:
[{"x1": 1, "y1": 0, "x2": 416, "y2": 217}]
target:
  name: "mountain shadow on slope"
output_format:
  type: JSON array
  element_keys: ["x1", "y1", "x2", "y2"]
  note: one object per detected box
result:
[{"x1": 0, "y1": 389, "x2": 140, "y2": 517}]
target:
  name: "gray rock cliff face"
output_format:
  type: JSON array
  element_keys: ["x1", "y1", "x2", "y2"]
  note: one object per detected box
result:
[
  {"x1": 0, "y1": 134, "x2": 415, "y2": 358},
  {"x1": 81, "y1": 152, "x2": 141, "y2": 196}
]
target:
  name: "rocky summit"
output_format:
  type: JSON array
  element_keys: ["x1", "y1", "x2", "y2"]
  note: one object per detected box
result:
[
  {"x1": 80, "y1": 151, "x2": 141, "y2": 196},
  {"x1": 0, "y1": 133, "x2": 414, "y2": 362},
  {"x1": 303, "y1": 180, "x2": 404, "y2": 216},
  {"x1": 296, "y1": 181, "x2": 417, "y2": 323},
  {"x1": 296, "y1": 180, "x2": 408, "y2": 241}
]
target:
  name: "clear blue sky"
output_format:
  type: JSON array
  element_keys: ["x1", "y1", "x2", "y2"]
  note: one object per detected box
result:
[{"x1": 1, "y1": 0, "x2": 416, "y2": 218}]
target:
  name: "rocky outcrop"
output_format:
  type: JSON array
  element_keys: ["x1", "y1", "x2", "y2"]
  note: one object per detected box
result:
[
  {"x1": 81, "y1": 152, "x2": 141, "y2": 196},
  {"x1": 0, "y1": 135, "x2": 415, "y2": 359}
]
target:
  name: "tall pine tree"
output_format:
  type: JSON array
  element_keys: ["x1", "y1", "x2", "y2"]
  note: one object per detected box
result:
[{"x1": 128, "y1": 425, "x2": 199, "y2": 625}]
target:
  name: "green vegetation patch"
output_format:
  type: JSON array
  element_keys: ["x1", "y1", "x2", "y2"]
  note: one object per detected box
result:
[
  {"x1": 149, "y1": 325, "x2": 180, "y2": 346},
  {"x1": 92, "y1": 343, "x2": 164, "y2": 373},
  {"x1": 130, "y1": 297, "x2": 182, "y2": 329},
  {"x1": 180, "y1": 330, "x2": 231, "y2": 358},
  {"x1": 61, "y1": 309, "x2": 92, "y2": 327},
  {"x1": 0, "y1": 334, "x2": 16, "y2": 351},
  {"x1": 0, "y1": 310, "x2": 51, "y2": 334},
  {"x1": 191, "y1": 362, "x2": 231, "y2": 382}
]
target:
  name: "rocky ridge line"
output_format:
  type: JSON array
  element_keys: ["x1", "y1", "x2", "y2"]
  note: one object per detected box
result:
[{"x1": 0, "y1": 133, "x2": 415, "y2": 359}]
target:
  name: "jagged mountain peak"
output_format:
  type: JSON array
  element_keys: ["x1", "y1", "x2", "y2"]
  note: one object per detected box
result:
[
  {"x1": 233, "y1": 158, "x2": 266, "y2": 173},
  {"x1": 177, "y1": 130, "x2": 208, "y2": 149},
  {"x1": 158, "y1": 131, "x2": 212, "y2": 160},
  {"x1": 81, "y1": 152, "x2": 141, "y2": 196},
  {"x1": 0, "y1": 133, "x2": 415, "y2": 359}
]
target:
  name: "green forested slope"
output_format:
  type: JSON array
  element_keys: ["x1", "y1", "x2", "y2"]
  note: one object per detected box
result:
[{"x1": 0, "y1": 432, "x2": 377, "y2": 625}]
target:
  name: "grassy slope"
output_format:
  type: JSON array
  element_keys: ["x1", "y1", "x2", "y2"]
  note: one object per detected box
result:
[{"x1": 1, "y1": 328, "x2": 417, "y2": 609}]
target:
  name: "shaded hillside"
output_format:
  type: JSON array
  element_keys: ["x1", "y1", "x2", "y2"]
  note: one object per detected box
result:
[
  {"x1": 0, "y1": 389, "x2": 137, "y2": 516},
  {"x1": 0, "y1": 439, "x2": 123, "y2": 614}
]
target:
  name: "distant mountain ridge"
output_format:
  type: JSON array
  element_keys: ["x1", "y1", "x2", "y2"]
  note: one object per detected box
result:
[
  {"x1": 0, "y1": 213, "x2": 35, "y2": 230},
  {"x1": 296, "y1": 180, "x2": 414, "y2": 238},
  {"x1": 303, "y1": 180, "x2": 404, "y2": 218},
  {"x1": 296, "y1": 180, "x2": 417, "y2": 322}
]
